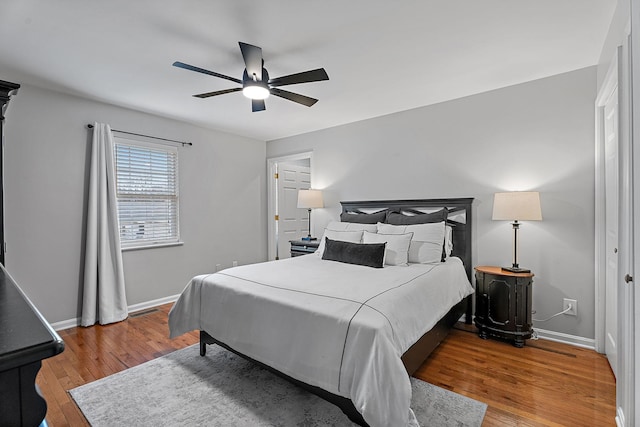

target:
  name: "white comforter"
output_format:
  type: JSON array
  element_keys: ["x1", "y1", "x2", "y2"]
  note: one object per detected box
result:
[{"x1": 169, "y1": 255, "x2": 473, "y2": 427}]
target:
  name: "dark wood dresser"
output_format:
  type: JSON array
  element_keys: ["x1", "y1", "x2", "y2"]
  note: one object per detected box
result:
[
  {"x1": 474, "y1": 265, "x2": 533, "y2": 348},
  {"x1": 0, "y1": 265, "x2": 65, "y2": 426}
]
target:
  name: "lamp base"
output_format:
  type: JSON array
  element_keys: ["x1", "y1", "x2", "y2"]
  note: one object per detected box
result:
[
  {"x1": 501, "y1": 266, "x2": 531, "y2": 273},
  {"x1": 301, "y1": 236, "x2": 317, "y2": 241}
]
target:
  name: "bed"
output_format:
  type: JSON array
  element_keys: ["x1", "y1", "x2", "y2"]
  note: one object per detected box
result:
[{"x1": 169, "y1": 198, "x2": 474, "y2": 427}]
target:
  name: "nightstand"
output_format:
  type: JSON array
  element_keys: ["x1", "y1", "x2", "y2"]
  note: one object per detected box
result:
[
  {"x1": 474, "y1": 266, "x2": 533, "y2": 347},
  {"x1": 289, "y1": 240, "x2": 320, "y2": 257}
]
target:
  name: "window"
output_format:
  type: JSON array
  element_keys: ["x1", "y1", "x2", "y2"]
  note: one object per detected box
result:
[{"x1": 113, "y1": 138, "x2": 180, "y2": 248}]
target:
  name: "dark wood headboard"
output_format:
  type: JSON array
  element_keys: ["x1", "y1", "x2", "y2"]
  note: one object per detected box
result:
[{"x1": 340, "y1": 198, "x2": 474, "y2": 281}]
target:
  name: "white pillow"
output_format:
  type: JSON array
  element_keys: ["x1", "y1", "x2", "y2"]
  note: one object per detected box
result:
[
  {"x1": 325, "y1": 221, "x2": 378, "y2": 233},
  {"x1": 445, "y1": 225, "x2": 453, "y2": 257},
  {"x1": 316, "y1": 229, "x2": 364, "y2": 257},
  {"x1": 362, "y1": 230, "x2": 413, "y2": 266},
  {"x1": 376, "y1": 222, "x2": 446, "y2": 264}
]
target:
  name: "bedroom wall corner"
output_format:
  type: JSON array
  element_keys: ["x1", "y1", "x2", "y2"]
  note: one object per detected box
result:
[{"x1": 596, "y1": 0, "x2": 630, "y2": 91}]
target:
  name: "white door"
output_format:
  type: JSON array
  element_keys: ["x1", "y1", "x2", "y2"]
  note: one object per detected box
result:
[
  {"x1": 630, "y1": 4, "x2": 640, "y2": 423},
  {"x1": 604, "y1": 86, "x2": 619, "y2": 377},
  {"x1": 276, "y1": 163, "x2": 310, "y2": 259}
]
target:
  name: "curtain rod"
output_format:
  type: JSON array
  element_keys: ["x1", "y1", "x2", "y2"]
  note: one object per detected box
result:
[{"x1": 86, "y1": 124, "x2": 193, "y2": 147}]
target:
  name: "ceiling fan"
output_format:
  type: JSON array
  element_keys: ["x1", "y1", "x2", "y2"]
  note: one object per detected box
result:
[{"x1": 173, "y1": 42, "x2": 329, "y2": 112}]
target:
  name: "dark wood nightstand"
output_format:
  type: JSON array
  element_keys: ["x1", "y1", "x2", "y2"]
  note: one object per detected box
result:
[
  {"x1": 289, "y1": 240, "x2": 320, "y2": 257},
  {"x1": 474, "y1": 266, "x2": 533, "y2": 348}
]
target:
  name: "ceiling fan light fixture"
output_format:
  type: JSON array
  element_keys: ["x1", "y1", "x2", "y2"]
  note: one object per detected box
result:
[
  {"x1": 174, "y1": 41, "x2": 328, "y2": 111},
  {"x1": 242, "y1": 81, "x2": 270, "y2": 100}
]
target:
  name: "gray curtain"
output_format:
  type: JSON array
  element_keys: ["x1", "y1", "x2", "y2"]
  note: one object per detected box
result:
[{"x1": 81, "y1": 122, "x2": 127, "y2": 326}]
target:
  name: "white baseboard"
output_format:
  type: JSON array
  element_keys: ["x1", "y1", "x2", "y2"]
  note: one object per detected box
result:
[
  {"x1": 50, "y1": 294, "x2": 181, "y2": 331},
  {"x1": 52, "y1": 302, "x2": 597, "y2": 353},
  {"x1": 50, "y1": 317, "x2": 81, "y2": 331},
  {"x1": 615, "y1": 406, "x2": 625, "y2": 427},
  {"x1": 533, "y1": 327, "x2": 596, "y2": 350},
  {"x1": 127, "y1": 294, "x2": 181, "y2": 314},
  {"x1": 462, "y1": 316, "x2": 595, "y2": 351}
]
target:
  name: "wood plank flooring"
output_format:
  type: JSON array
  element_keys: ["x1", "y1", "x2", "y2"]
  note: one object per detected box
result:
[
  {"x1": 417, "y1": 324, "x2": 616, "y2": 426},
  {"x1": 37, "y1": 303, "x2": 616, "y2": 426}
]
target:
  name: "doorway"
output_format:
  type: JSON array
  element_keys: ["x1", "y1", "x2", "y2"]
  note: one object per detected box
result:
[
  {"x1": 596, "y1": 48, "x2": 623, "y2": 376},
  {"x1": 267, "y1": 152, "x2": 313, "y2": 260},
  {"x1": 603, "y1": 84, "x2": 619, "y2": 377},
  {"x1": 596, "y1": 43, "x2": 635, "y2": 426}
]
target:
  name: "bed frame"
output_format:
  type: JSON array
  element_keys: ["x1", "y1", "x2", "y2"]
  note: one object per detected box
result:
[{"x1": 199, "y1": 197, "x2": 474, "y2": 426}]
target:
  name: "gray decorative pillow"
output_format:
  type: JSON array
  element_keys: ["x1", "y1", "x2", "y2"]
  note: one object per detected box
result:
[
  {"x1": 386, "y1": 208, "x2": 448, "y2": 225},
  {"x1": 340, "y1": 209, "x2": 388, "y2": 224},
  {"x1": 322, "y1": 238, "x2": 386, "y2": 268}
]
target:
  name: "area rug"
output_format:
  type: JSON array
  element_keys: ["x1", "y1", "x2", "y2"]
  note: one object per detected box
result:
[{"x1": 70, "y1": 345, "x2": 486, "y2": 426}]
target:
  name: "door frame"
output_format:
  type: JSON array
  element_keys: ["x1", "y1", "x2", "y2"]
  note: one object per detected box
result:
[
  {"x1": 595, "y1": 47, "x2": 620, "y2": 355},
  {"x1": 629, "y1": 0, "x2": 640, "y2": 423},
  {"x1": 266, "y1": 151, "x2": 313, "y2": 261},
  {"x1": 597, "y1": 37, "x2": 635, "y2": 426}
]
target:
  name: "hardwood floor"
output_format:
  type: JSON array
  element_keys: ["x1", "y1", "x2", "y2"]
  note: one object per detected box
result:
[
  {"x1": 38, "y1": 304, "x2": 616, "y2": 426},
  {"x1": 416, "y1": 325, "x2": 616, "y2": 426}
]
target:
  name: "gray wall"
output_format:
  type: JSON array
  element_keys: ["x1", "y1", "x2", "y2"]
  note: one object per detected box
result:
[
  {"x1": 4, "y1": 83, "x2": 267, "y2": 324},
  {"x1": 2, "y1": 67, "x2": 598, "y2": 340},
  {"x1": 267, "y1": 67, "x2": 597, "y2": 339}
]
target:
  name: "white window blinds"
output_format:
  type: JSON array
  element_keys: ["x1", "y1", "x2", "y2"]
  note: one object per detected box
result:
[{"x1": 114, "y1": 138, "x2": 180, "y2": 248}]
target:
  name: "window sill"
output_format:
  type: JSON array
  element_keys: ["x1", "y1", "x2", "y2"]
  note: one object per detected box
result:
[{"x1": 121, "y1": 241, "x2": 184, "y2": 252}]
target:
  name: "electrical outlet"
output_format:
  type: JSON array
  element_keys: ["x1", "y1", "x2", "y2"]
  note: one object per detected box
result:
[
  {"x1": 563, "y1": 298, "x2": 577, "y2": 316},
  {"x1": 215, "y1": 263, "x2": 222, "y2": 272},
  {"x1": 232, "y1": 261, "x2": 238, "y2": 267}
]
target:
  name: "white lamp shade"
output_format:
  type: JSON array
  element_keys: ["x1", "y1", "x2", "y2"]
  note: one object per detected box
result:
[
  {"x1": 492, "y1": 191, "x2": 542, "y2": 221},
  {"x1": 297, "y1": 189, "x2": 324, "y2": 209}
]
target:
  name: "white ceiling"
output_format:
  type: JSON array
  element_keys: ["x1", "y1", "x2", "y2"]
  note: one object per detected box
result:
[{"x1": 0, "y1": 1, "x2": 616, "y2": 141}]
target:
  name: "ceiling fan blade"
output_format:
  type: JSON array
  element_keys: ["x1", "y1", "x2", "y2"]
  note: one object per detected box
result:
[
  {"x1": 239, "y1": 42, "x2": 263, "y2": 81},
  {"x1": 173, "y1": 61, "x2": 242, "y2": 84},
  {"x1": 193, "y1": 88, "x2": 242, "y2": 98},
  {"x1": 268, "y1": 68, "x2": 329, "y2": 87},
  {"x1": 252, "y1": 99, "x2": 266, "y2": 112},
  {"x1": 270, "y1": 88, "x2": 318, "y2": 107}
]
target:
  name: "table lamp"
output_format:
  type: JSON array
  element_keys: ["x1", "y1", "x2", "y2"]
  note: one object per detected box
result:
[
  {"x1": 297, "y1": 189, "x2": 324, "y2": 241},
  {"x1": 492, "y1": 191, "x2": 542, "y2": 273}
]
